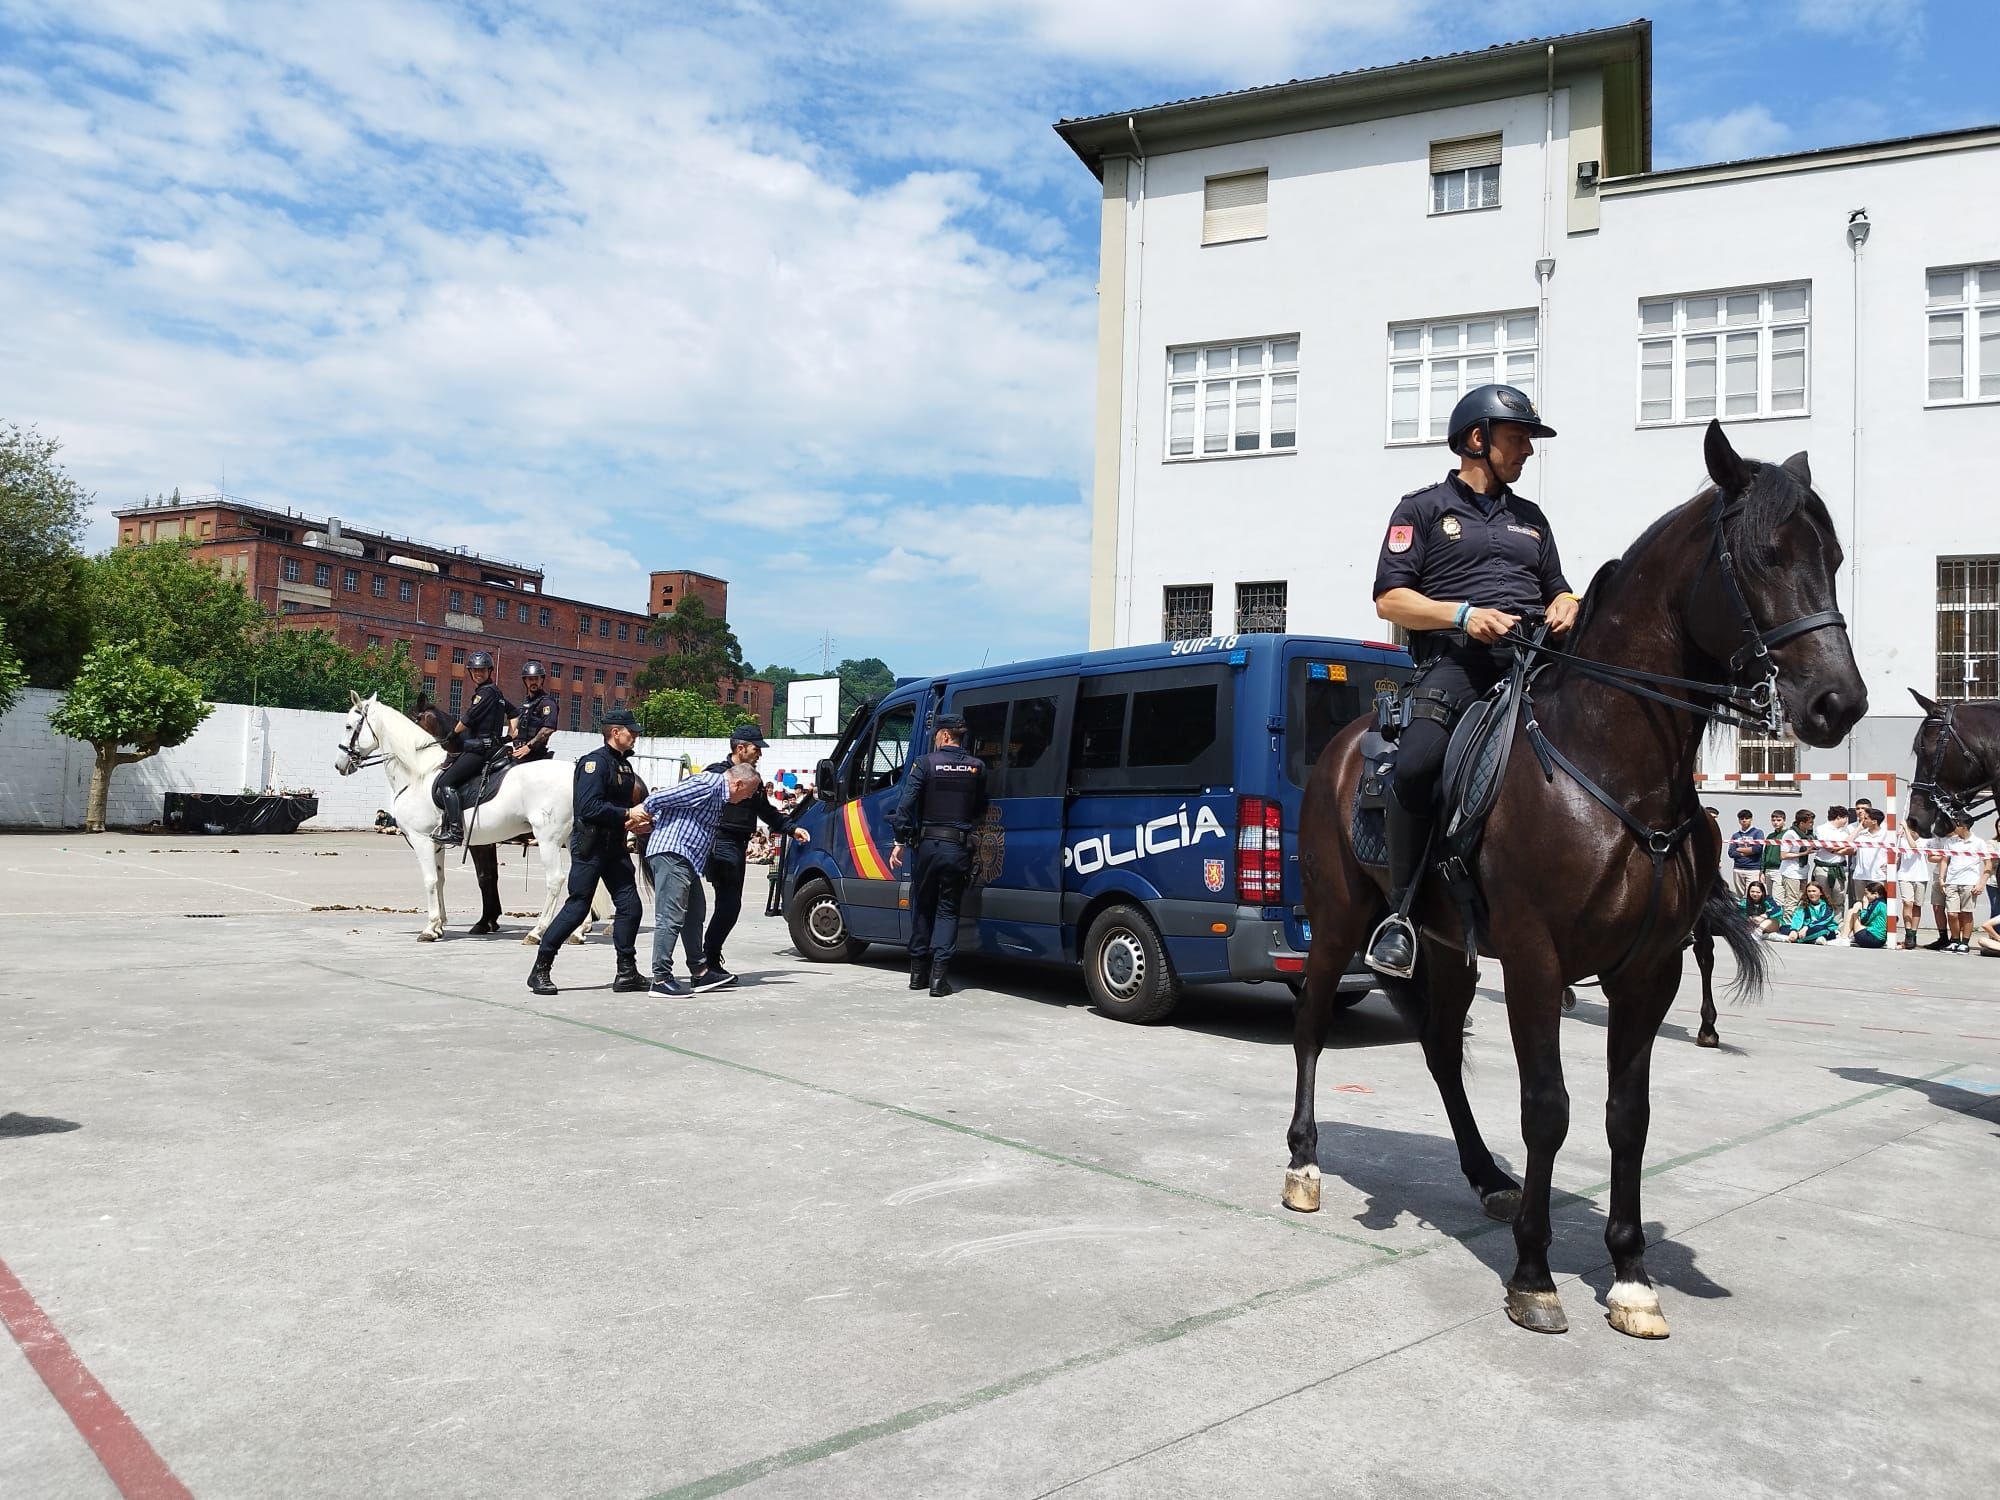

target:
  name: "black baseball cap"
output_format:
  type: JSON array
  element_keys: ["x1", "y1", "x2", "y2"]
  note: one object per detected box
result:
[
  {"x1": 600, "y1": 708, "x2": 640, "y2": 730},
  {"x1": 730, "y1": 723, "x2": 768, "y2": 747}
]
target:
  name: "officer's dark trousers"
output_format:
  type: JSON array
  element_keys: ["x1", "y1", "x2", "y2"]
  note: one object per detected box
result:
[
  {"x1": 910, "y1": 837, "x2": 972, "y2": 965},
  {"x1": 1391, "y1": 647, "x2": 1506, "y2": 815},
  {"x1": 702, "y1": 844, "x2": 748, "y2": 967},
  {"x1": 536, "y1": 848, "x2": 641, "y2": 964},
  {"x1": 435, "y1": 751, "x2": 486, "y2": 802}
]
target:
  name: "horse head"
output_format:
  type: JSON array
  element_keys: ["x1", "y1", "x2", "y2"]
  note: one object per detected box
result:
[
  {"x1": 1689, "y1": 420, "x2": 1866, "y2": 747},
  {"x1": 335, "y1": 692, "x2": 382, "y2": 777},
  {"x1": 1905, "y1": 688, "x2": 1996, "y2": 836}
]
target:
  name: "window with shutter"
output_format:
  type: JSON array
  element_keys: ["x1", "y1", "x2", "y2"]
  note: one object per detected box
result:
[
  {"x1": 1428, "y1": 134, "x2": 1502, "y2": 214},
  {"x1": 1202, "y1": 171, "x2": 1268, "y2": 245}
]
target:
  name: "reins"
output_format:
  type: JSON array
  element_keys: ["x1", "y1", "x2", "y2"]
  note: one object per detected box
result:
[{"x1": 1912, "y1": 703, "x2": 1998, "y2": 827}]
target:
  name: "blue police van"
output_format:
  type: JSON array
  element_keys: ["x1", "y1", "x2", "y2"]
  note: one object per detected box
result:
[{"x1": 781, "y1": 633, "x2": 1413, "y2": 1022}]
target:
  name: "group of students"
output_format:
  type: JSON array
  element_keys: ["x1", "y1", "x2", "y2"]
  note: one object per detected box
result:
[{"x1": 1725, "y1": 801, "x2": 1999, "y2": 954}]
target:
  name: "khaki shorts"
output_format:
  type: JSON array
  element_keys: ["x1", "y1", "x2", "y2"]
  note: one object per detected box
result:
[{"x1": 1945, "y1": 883, "x2": 1980, "y2": 914}]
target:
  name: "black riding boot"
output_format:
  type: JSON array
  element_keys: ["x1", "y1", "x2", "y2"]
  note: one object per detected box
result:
[
  {"x1": 909, "y1": 955, "x2": 931, "y2": 990},
  {"x1": 928, "y1": 960, "x2": 953, "y2": 998},
  {"x1": 436, "y1": 786, "x2": 465, "y2": 847},
  {"x1": 1366, "y1": 797, "x2": 1431, "y2": 978},
  {"x1": 526, "y1": 958, "x2": 557, "y2": 996},
  {"x1": 611, "y1": 954, "x2": 648, "y2": 993}
]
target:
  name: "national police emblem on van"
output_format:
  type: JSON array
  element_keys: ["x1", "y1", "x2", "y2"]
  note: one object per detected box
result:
[
  {"x1": 1203, "y1": 858, "x2": 1226, "y2": 893},
  {"x1": 972, "y1": 807, "x2": 1005, "y2": 888}
]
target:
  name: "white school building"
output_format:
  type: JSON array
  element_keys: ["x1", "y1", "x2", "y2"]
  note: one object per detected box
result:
[{"x1": 1055, "y1": 18, "x2": 2000, "y2": 789}]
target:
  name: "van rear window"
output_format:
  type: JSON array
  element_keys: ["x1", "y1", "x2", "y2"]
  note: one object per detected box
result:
[{"x1": 1286, "y1": 657, "x2": 1404, "y2": 784}]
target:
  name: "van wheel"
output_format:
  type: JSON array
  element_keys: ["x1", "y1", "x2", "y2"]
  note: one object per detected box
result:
[
  {"x1": 1083, "y1": 904, "x2": 1181, "y2": 1024},
  {"x1": 789, "y1": 878, "x2": 866, "y2": 962}
]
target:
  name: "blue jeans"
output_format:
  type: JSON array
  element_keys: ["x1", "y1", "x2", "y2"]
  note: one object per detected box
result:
[{"x1": 646, "y1": 852, "x2": 708, "y2": 980}]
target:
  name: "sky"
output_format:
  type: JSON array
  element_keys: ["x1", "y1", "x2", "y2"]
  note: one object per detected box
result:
[{"x1": 2, "y1": 0, "x2": 1994, "y2": 677}]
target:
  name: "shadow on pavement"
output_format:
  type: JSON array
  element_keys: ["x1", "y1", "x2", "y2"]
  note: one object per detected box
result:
[
  {"x1": 0, "y1": 1112, "x2": 83, "y2": 1139},
  {"x1": 1830, "y1": 1066, "x2": 2000, "y2": 1122},
  {"x1": 1559, "y1": 990, "x2": 1753, "y2": 1055}
]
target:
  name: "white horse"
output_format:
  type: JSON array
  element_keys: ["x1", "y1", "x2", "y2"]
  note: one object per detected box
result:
[{"x1": 334, "y1": 692, "x2": 577, "y2": 942}]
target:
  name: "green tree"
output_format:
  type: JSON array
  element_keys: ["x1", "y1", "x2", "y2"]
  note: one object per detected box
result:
[
  {"x1": 636, "y1": 596, "x2": 748, "y2": 699},
  {"x1": 208, "y1": 629, "x2": 417, "y2": 712},
  {"x1": 85, "y1": 540, "x2": 266, "y2": 690},
  {"x1": 837, "y1": 656, "x2": 897, "y2": 710},
  {"x1": 0, "y1": 424, "x2": 94, "y2": 685},
  {"x1": 50, "y1": 643, "x2": 213, "y2": 832},
  {"x1": 0, "y1": 618, "x2": 28, "y2": 717},
  {"x1": 634, "y1": 687, "x2": 735, "y2": 739}
]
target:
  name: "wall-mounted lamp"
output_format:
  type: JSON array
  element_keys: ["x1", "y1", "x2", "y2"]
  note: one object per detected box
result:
[
  {"x1": 1576, "y1": 159, "x2": 1600, "y2": 189},
  {"x1": 1846, "y1": 207, "x2": 1871, "y2": 250}
]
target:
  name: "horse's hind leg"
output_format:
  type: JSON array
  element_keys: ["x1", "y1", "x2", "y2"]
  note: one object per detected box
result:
[
  {"x1": 1283, "y1": 938, "x2": 1344, "y2": 1212},
  {"x1": 1502, "y1": 948, "x2": 1571, "y2": 1334},
  {"x1": 1599, "y1": 958, "x2": 1681, "y2": 1339},
  {"x1": 1693, "y1": 923, "x2": 1719, "y2": 1047},
  {"x1": 1414, "y1": 945, "x2": 1519, "y2": 1219}
]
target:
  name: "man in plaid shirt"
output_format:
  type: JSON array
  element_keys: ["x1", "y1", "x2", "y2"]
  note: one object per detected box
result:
[{"x1": 635, "y1": 762, "x2": 764, "y2": 996}]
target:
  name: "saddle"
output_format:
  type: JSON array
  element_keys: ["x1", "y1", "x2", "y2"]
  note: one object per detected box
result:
[{"x1": 432, "y1": 750, "x2": 516, "y2": 812}]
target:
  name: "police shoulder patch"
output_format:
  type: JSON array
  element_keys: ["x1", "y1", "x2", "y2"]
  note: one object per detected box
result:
[{"x1": 583, "y1": 760, "x2": 596, "y2": 772}]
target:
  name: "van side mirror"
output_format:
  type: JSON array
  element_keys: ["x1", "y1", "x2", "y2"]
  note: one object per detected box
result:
[{"x1": 815, "y1": 758, "x2": 839, "y2": 802}]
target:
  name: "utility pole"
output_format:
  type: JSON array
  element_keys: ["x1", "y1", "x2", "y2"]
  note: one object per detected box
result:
[{"x1": 818, "y1": 631, "x2": 835, "y2": 674}]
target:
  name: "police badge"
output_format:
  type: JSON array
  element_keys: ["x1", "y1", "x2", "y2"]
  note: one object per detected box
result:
[{"x1": 1441, "y1": 515, "x2": 1462, "y2": 539}]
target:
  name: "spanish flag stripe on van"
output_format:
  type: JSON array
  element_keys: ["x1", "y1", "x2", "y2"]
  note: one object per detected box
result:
[{"x1": 843, "y1": 799, "x2": 891, "y2": 880}]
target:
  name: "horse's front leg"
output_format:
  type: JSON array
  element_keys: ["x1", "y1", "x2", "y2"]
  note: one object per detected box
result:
[
  {"x1": 1418, "y1": 945, "x2": 1520, "y2": 1219},
  {"x1": 1282, "y1": 939, "x2": 1341, "y2": 1212},
  {"x1": 1503, "y1": 950, "x2": 1570, "y2": 1333},
  {"x1": 1599, "y1": 957, "x2": 1681, "y2": 1338},
  {"x1": 1692, "y1": 923, "x2": 1719, "y2": 1047},
  {"x1": 409, "y1": 834, "x2": 446, "y2": 942}
]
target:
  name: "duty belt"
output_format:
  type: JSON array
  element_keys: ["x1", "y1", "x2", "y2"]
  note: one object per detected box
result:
[{"x1": 920, "y1": 824, "x2": 972, "y2": 845}]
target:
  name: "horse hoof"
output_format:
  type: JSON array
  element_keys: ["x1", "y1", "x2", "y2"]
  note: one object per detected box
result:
[
  {"x1": 1480, "y1": 1188, "x2": 1522, "y2": 1222},
  {"x1": 521, "y1": 933, "x2": 539, "y2": 947},
  {"x1": 1561, "y1": 987, "x2": 1577, "y2": 1012},
  {"x1": 1696, "y1": 1030, "x2": 1719, "y2": 1049},
  {"x1": 1606, "y1": 1282, "x2": 1671, "y2": 1339},
  {"x1": 1281, "y1": 1164, "x2": 1321, "y2": 1213},
  {"x1": 417, "y1": 930, "x2": 439, "y2": 943},
  {"x1": 1504, "y1": 1288, "x2": 1568, "y2": 1334}
]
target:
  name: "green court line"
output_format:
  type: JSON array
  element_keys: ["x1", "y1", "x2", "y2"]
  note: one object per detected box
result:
[
  {"x1": 307, "y1": 959, "x2": 1964, "y2": 1498},
  {"x1": 301, "y1": 960, "x2": 1398, "y2": 1259}
]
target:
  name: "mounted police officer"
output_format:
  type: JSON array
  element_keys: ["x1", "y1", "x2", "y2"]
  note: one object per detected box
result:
[
  {"x1": 511, "y1": 660, "x2": 560, "y2": 763},
  {"x1": 435, "y1": 650, "x2": 513, "y2": 846},
  {"x1": 888, "y1": 715, "x2": 989, "y2": 997},
  {"x1": 1366, "y1": 384, "x2": 1577, "y2": 977},
  {"x1": 527, "y1": 706, "x2": 649, "y2": 997}
]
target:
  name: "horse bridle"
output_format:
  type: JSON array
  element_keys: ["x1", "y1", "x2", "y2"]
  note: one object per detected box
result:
[
  {"x1": 1911, "y1": 703, "x2": 1996, "y2": 828},
  {"x1": 336, "y1": 701, "x2": 381, "y2": 773}
]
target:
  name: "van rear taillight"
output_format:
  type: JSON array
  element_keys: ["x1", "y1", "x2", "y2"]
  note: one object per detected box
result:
[{"x1": 1237, "y1": 796, "x2": 1283, "y2": 904}]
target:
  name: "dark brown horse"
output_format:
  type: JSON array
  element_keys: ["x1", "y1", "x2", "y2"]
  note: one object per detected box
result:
[
  {"x1": 1905, "y1": 691, "x2": 2000, "y2": 837},
  {"x1": 1288, "y1": 422, "x2": 1866, "y2": 1338}
]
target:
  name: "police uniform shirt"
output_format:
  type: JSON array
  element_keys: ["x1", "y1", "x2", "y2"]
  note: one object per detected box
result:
[
  {"x1": 1372, "y1": 472, "x2": 1571, "y2": 625},
  {"x1": 705, "y1": 759, "x2": 789, "y2": 848},
  {"x1": 461, "y1": 681, "x2": 513, "y2": 745},
  {"x1": 571, "y1": 745, "x2": 636, "y2": 855},
  {"x1": 893, "y1": 748, "x2": 990, "y2": 844},
  {"x1": 519, "y1": 690, "x2": 560, "y2": 757}
]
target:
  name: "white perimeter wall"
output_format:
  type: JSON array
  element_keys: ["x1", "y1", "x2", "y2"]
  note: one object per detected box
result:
[
  {"x1": 1107, "y1": 94, "x2": 2000, "y2": 779},
  {"x1": 0, "y1": 688, "x2": 836, "y2": 831}
]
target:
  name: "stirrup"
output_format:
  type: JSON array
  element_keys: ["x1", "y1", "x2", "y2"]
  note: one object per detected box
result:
[{"x1": 1365, "y1": 913, "x2": 1418, "y2": 979}]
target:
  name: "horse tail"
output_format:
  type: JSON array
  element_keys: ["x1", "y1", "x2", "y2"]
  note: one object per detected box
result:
[{"x1": 1703, "y1": 882, "x2": 1768, "y2": 1004}]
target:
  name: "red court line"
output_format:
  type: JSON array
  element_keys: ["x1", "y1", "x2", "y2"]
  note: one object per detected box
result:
[
  {"x1": 0, "y1": 1254, "x2": 192, "y2": 1500},
  {"x1": 1767, "y1": 1017, "x2": 1835, "y2": 1027}
]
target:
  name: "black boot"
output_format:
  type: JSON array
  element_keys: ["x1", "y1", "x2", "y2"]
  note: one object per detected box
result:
[
  {"x1": 909, "y1": 955, "x2": 931, "y2": 990},
  {"x1": 1366, "y1": 797, "x2": 1431, "y2": 978},
  {"x1": 436, "y1": 786, "x2": 464, "y2": 847},
  {"x1": 928, "y1": 960, "x2": 953, "y2": 998},
  {"x1": 611, "y1": 955, "x2": 648, "y2": 993},
  {"x1": 526, "y1": 958, "x2": 557, "y2": 996}
]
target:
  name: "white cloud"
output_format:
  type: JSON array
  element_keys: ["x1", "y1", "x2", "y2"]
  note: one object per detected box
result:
[
  {"x1": 1793, "y1": 0, "x2": 1925, "y2": 43},
  {"x1": 1664, "y1": 104, "x2": 1795, "y2": 166}
]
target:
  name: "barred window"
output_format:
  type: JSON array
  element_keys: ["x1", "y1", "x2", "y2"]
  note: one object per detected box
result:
[
  {"x1": 1166, "y1": 336, "x2": 1298, "y2": 459},
  {"x1": 398, "y1": 579, "x2": 414, "y2": 602},
  {"x1": 1388, "y1": 312, "x2": 1537, "y2": 442},
  {"x1": 282, "y1": 558, "x2": 300, "y2": 582},
  {"x1": 1236, "y1": 580, "x2": 1288, "y2": 633},
  {"x1": 1637, "y1": 283, "x2": 1809, "y2": 424},
  {"x1": 1162, "y1": 584, "x2": 1213, "y2": 642},
  {"x1": 371, "y1": 574, "x2": 387, "y2": 597},
  {"x1": 1737, "y1": 729, "x2": 1798, "y2": 785},
  {"x1": 1926, "y1": 264, "x2": 2000, "y2": 404},
  {"x1": 1938, "y1": 556, "x2": 2000, "y2": 701}
]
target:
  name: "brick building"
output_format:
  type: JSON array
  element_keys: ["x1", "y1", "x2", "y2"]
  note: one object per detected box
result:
[{"x1": 113, "y1": 496, "x2": 773, "y2": 730}]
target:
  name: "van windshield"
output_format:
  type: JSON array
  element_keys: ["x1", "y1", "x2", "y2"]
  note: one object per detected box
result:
[{"x1": 1286, "y1": 656, "x2": 1407, "y2": 785}]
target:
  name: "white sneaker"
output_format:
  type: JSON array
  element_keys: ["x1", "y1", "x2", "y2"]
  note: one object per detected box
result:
[{"x1": 1827, "y1": 936, "x2": 1850, "y2": 946}]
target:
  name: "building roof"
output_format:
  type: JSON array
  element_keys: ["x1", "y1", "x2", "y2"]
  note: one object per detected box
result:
[
  {"x1": 1605, "y1": 121, "x2": 2000, "y2": 193},
  {"x1": 1054, "y1": 19, "x2": 1651, "y2": 178}
]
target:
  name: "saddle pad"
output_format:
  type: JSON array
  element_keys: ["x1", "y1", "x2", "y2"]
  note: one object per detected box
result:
[
  {"x1": 433, "y1": 755, "x2": 516, "y2": 811},
  {"x1": 1442, "y1": 686, "x2": 1519, "y2": 850},
  {"x1": 1350, "y1": 795, "x2": 1388, "y2": 868}
]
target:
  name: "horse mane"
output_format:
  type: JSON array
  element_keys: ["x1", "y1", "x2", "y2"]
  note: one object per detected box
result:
[{"x1": 359, "y1": 695, "x2": 447, "y2": 773}]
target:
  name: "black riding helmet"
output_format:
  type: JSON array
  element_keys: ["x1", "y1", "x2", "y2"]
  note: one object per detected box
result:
[
  {"x1": 468, "y1": 650, "x2": 494, "y2": 673},
  {"x1": 1447, "y1": 383, "x2": 1557, "y2": 457},
  {"x1": 521, "y1": 659, "x2": 546, "y2": 681}
]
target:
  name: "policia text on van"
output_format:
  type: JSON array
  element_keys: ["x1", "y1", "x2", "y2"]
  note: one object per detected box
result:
[{"x1": 782, "y1": 633, "x2": 1410, "y2": 1023}]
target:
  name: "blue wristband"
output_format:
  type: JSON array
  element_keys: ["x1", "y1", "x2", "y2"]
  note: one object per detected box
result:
[{"x1": 1454, "y1": 602, "x2": 1472, "y2": 629}]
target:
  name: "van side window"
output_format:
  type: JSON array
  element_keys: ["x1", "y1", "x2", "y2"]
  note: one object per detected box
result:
[
  {"x1": 1073, "y1": 695, "x2": 1126, "y2": 771},
  {"x1": 963, "y1": 702, "x2": 1008, "y2": 767},
  {"x1": 952, "y1": 690, "x2": 1064, "y2": 798},
  {"x1": 1072, "y1": 666, "x2": 1234, "y2": 792},
  {"x1": 1009, "y1": 697, "x2": 1058, "y2": 771},
  {"x1": 1128, "y1": 684, "x2": 1217, "y2": 768},
  {"x1": 865, "y1": 703, "x2": 917, "y2": 794}
]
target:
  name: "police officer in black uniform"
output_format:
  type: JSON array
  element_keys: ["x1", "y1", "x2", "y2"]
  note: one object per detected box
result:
[
  {"x1": 510, "y1": 660, "x2": 560, "y2": 763},
  {"x1": 527, "y1": 707, "x2": 648, "y2": 996},
  {"x1": 1366, "y1": 383, "x2": 1577, "y2": 977},
  {"x1": 435, "y1": 651, "x2": 513, "y2": 846},
  {"x1": 888, "y1": 715, "x2": 990, "y2": 997},
  {"x1": 699, "y1": 723, "x2": 808, "y2": 986}
]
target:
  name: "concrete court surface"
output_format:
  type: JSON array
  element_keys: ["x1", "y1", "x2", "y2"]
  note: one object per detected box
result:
[{"x1": 1, "y1": 831, "x2": 1997, "y2": 1500}]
